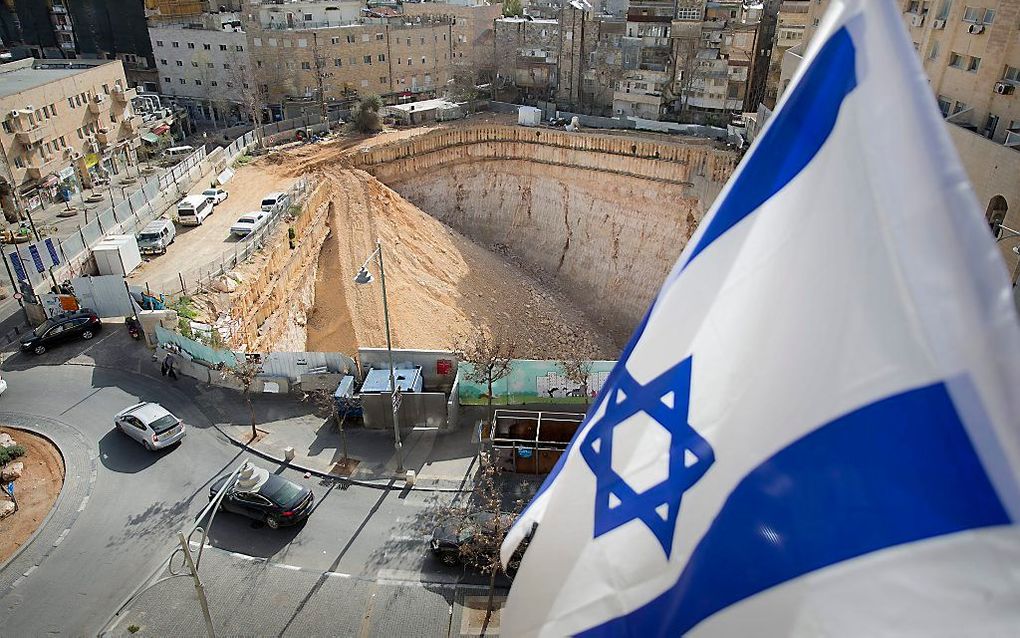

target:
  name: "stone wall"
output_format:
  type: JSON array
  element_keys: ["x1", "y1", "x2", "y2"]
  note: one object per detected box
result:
[
  {"x1": 353, "y1": 125, "x2": 737, "y2": 335},
  {"x1": 227, "y1": 182, "x2": 332, "y2": 351}
]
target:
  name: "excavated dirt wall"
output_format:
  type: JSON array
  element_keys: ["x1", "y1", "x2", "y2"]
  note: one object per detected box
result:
[{"x1": 354, "y1": 125, "x2": 737, "y2": 335}]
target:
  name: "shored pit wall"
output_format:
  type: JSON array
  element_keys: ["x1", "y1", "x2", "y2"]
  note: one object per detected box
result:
[{"x1": 352, "y1": 125, "x2": 738, "y2": 337}]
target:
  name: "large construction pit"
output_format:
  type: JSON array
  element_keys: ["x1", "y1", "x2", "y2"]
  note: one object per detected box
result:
[{"x1": 221, "y1": 124, "x2": 737, "y2": 360}]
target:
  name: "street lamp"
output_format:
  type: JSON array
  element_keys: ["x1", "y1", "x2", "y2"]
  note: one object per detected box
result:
[{"x1": 354, "y1": 239, "x2": 404, "y2": 473}]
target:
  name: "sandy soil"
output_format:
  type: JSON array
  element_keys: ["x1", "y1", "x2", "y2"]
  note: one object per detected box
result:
[
  {"x1": 302, "y1": 168, "x2": 619, "y2": 360},
  {"x1": 126, "y1": 163, "x2": 296, "y2": 294},
  {"x1": 0, "y1": 427, "x2": 65, "y2": 564}
]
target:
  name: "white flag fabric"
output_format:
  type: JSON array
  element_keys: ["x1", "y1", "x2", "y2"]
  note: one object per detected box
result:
[{"x1": 500, "y1": 1, "x2": 1020, "y2": 635}]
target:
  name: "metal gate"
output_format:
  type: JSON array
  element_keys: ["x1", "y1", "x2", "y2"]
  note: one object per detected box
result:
[{"x1": 71, "y1": 275, "x2": 134, "y2": 318}]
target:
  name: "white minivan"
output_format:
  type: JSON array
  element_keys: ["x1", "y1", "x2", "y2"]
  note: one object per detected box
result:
[
  {"x1": 177, "y1": 195, "x2": 214, "y2": 226},
  {"x1": 260, "y1": 191, "x2": 290, "y2": 214}
]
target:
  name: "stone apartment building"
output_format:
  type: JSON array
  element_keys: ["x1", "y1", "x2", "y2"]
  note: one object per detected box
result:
[
  {"x1": 401, "y1": 1, "x2": 504, "y2": 83},
  {"x1": 0, "y1": 58, "x2": 140, "y2": 222},
  {"x1": 673, "y1": 2, "x2": 757, "y2": 116},
  {"x1": 765, "y1": 0, "x2": 809, "y2": 105},
  {"x1": 494, "y1": 16, "x2": 562, "y2": 103},
  {"x1": 242, "y1": 0, "x2": 454, "y2": 113},
  {"x1": 612, "y1": 0, "x2": 675, "y2": 118},
  {"x1": 149, "y1": 13, "x2": 249, "y2": 126}
]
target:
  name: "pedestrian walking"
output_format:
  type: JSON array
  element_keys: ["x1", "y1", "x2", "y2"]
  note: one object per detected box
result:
[{"x1": 163, "y1": 352, "x2": 178, "y2": 380}]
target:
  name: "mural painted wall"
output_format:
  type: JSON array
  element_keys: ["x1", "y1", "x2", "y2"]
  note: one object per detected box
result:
[{"x1": 458, "y1": 359, "x2": 618, "y2": 405}]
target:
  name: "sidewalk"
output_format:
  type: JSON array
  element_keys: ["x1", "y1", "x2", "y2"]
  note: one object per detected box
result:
[{"x1": 201, "y1": 385, "x2": 483, "y2": 490}]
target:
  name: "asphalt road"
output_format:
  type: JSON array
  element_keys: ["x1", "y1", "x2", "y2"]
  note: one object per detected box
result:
[{"x1": 0, "y1": 338, "x2": 489, "y2": 636}]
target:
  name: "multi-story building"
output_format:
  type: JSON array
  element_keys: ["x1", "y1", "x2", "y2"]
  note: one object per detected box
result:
[
  {"x1": 243, "y1": 1, "x2": 454, "y2": 116},
  {"x1": 149, "y1": 13, "x2": 248, "y2": 126},
  {"x1": 764, "y1": 0, "x2": 808, "y2": 105},
  {"x1": 0, "y1": 58, "x2": 141, "y2": 222},
  {"x1": 401, "y1": 1, "x2": 503, "y2": 84},
  {"x1": 612, "y1": 0, "x2": 675, "y2": 118},
  {"x1": 0, "y1": 0, "x2": 158, "y2": 91},
  {"x1": 494, "y1": 16, "x2": 561, "y2": 103}
]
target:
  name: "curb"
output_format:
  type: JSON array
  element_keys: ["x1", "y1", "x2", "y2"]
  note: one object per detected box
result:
[
  {"x1": 0, "y1": 415, "x2": 97, "y2": 595},
  {"x1": 217, "y1": 427, "x2": 475, "y2": 494}
]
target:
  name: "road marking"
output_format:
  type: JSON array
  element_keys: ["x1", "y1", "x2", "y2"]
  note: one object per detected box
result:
[
  {"x1": 279, "y1": 564, "x2": 301, "y2": 571},
  {"x1": 326, "y1": 571, "x2": 352, "y2": 579},
  {"x1": 23, "y1": 565, "x2": 37, "y2": 577},
  {"x1": 53, "y1": 528, "x2": 70, "y2": 547},
  {"x1": 77, "y1": 496, "x2": 89, "y2": 512},
  {"x1": 10, "y1": 576, "x2": 23, "y2": 588},
  {"x1": 78, "y1": 327, "x2": 118, "y2": 357},
  {"x1": 230, "y1": 552, "x2": 264, "y2": 562}
]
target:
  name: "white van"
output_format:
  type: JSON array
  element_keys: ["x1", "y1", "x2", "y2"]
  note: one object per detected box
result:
[
  {"x1": 260, "y1": 191, "x2": 290, "y2": 214},
  {"x1": 136, "y1": 218, "x2": 176, "y2": 255},
  {"x1": 164, "y1": 145, "x2": 194, "y2": 158},
  {"x1": 176, "y1": 195, "x2": 214, "y2": 226}
]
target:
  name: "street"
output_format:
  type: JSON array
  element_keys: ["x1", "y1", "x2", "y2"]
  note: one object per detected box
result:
[{"x1": 0, "y1": 332, "x2": 503, "y2": 636}]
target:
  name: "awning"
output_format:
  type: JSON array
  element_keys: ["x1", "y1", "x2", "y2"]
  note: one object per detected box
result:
[
  {"x1": 151, "y1": 124, "x2": 170, "y2": 135},
  {"x1": 40, "y1": 174, "x2": 59, "y2": 187},
  {"x1": 140, "y1": 132, "x2": 161, "y2": 143}
]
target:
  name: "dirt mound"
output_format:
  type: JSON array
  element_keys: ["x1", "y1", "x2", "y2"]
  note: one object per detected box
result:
[{"x1": 305, "y1": 168, "x2": 620, "y2": 359}]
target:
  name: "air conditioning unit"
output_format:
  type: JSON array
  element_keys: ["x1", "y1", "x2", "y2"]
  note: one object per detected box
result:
[
  {"x1": 910, "y1": 14, "x2": 924, "y2": 27},
  {"x1": 933, "y1": 18, "x2": 946, "y2": 29},
  {"x1": 7, "y1": 110, "x2": 18, "y2": 119},
  {"x1": 968, "y1": 23, "x2": 985, "y2": 34},
  {"x1": 994, "y1": 81, "x2": 1015, "y2": 95}
]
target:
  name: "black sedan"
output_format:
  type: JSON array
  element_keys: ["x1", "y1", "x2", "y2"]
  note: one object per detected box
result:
[
  {"x1": 209, "y1": 472, "x2": 314, "y2": 529},
  {"x1": 430, "y1": 511, "x2": 527, "y2": 574},
  {"x1": 20, "y1": 309, "x2": 102, "y2": 355}
]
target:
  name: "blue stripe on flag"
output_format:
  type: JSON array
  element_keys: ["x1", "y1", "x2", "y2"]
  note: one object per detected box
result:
[
  {"x1": 683, "y1": 26, "x2": 859, "y2": 269},
  {"x1": 579, "y1": 381, "x2": 1010, "y2": 637}
]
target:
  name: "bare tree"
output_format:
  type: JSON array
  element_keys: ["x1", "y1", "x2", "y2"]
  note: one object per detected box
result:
[
  {"x1": 228, "y1": 52, "x2": 278, "y2": 150},
  {"x1": 303, "y1": 388, "x2": 351, "y2": 471},
  {"x1": 220, "y1": 356, "x2": 262, "y2": 441},
  {"x1": 557, "y1": 355, "x2": 595, "y2": 406},
  {"x1": 458, "y1": 329, "x2": 517, "y2": 440}
]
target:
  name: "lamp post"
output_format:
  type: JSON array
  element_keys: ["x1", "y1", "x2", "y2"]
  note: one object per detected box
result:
[{"x1": 354, "y1": 239, "x2": 404, "y2": 473}]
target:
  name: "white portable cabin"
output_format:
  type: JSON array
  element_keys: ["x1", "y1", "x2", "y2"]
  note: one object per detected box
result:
[
  {"x1": 518, "y1": 106, "x2": 542, "y2": 127},
  {"x1": 93, "y1": 234, "x2": 142, "y2": 276}
]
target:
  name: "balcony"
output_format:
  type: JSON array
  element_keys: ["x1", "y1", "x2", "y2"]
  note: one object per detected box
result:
[
  {"x1": 88, "y1": 95, "x2": 106, "y2": 114},
  {"x1": 15, "y1": 127, "x2": 46, "y2": 145},
  {"x1": 96, "y1": 129, "x2": 112, "y2": 145},
  {"x1": 120, "y1": 116, "x2": 139, "y2": 134},
  {"x1": 50, "y1": 2, "x2": 68, "y2": 14},
  {"x1": 111, "y1": 86, "x2": 132, "y2": 103}
]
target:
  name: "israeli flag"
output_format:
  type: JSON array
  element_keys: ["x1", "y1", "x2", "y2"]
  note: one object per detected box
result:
[{"x1": 500, "y1": 1, "x2": 1020, "y2": 635}]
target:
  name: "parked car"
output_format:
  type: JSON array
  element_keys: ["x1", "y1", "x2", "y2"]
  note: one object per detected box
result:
[
  {"x1": 0, "y1": 372, "x2": 7, "y2": 396},
  {"x1": 209, "y1": 467, "x2": 314, "y2": 529},
  {"x1": 136, "y1": 218, "x2": 176, "y2": 255},
  {"x1": 260, "y1": 191, "x2": 290, "y2": 214},
  {"x1": 114, "y1": 402, "x2": 186, "y2": 450},
  {"x1": 230, "y1": 211, "x2": 270, "y2": 237},
  {"x1": 20, "y1": 309, "x2": 102, "y2": 355},
  {"x1": 430, "y1": 511, "x2": 528, "y2": 574},
  {"x1": 176, "y1": 195, "x2": 214, "y2": 226},
  {"x1": 202, "y1": 188, "x2": 229, "y2": 205}
]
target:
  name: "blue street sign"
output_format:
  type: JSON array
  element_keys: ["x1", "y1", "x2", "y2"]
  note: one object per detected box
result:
[
  {"x1": 518, "y1": 448, "x2": 533, "y2": 459},
  {"x1": 44, "y1": 238, "x2": 59, "y2": 267},
  {"x1": 28, "y1": 244, "x2": 44, "y2": 273},
  {"x1": 9, "y1": 252, "x2": 26, "y2": 281}
]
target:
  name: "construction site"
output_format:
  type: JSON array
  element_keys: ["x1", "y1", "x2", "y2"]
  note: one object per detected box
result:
[{"x1": 152, "y1": 119, "x2": 739, "y2": 361}]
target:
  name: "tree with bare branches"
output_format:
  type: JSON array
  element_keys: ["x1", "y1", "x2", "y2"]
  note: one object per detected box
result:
[
  {"x1": 458, "y1": 329, "x2": 517, "y2": 439},
  {"x1": 303, "y1": 387, "x2": 351, "y2": 472},
  {"x1": 220, "y1": 356, "x2": 262, "y2": 441},
  {"x1": 557, "y1": 355, "x2": 595, "y2": 407}
]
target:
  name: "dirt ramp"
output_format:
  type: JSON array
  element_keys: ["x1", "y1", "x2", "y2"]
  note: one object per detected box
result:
[{"x1": 305, "y1": 168, "x2": 619, "y2": 359}]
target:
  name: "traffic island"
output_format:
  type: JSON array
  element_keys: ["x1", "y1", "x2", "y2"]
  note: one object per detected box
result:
[{"x1": 0, "y1": 427, "x2": 64, "y2": 564}]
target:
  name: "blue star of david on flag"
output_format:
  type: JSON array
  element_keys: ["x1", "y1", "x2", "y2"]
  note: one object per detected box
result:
[{"x1": 580, "y1": 356, "x2": 714, "y2": 558}]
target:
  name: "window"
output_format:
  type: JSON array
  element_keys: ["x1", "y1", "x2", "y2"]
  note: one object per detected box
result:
[
  {"x1": 349, "y1": 56, "x2": 357, "y2": 65},
  {"x1": 236, "y1": 45, "x2": 243, "y2": 52},
  {"x1": 1, "y1": 121, "x2": 11, "y2": 134},
  {"x1": 420, "y1": 37, "x2": 425, "y2": 44},
  {"x1": 380, "y1": 76, "x2": 386, "y2": 84},
  {"x1": 303, "y1": 13, "x2": 312, "y2": 20},
  {"x1": 68, "y1": 97, "x2": 74, "y2": 108},
  {"x1": 361, "y1": 34, "x2": 369, "y2": 42},
  {"x1": 361, "y1": 79, "x2": 369, "y2": 87},
  {"x1": 928, "y1": 40, "x2": 940, "y2": 59},
  {"x1": 378, "y1": 54, "x2": 385, "y2": 62},
  {"x1": 422, "y1": 56, "x2": 426, "y2": 64},
  {"x1": 206, "y1": 62, "x2": 214, "y2": 68},
  {"x1": 347, "y1": 35, "x2": 355, "y2": 43},
  {"x1": 298, "y1": 39, "x2": 307, "y2": 47},
  {"x1": 59, "y1": 136, "x2": 65, "y2": 147},
  {"x1": 160, "y1": 58, "x2": 167, "y2": 65},
  {"x1": 953, "y1": 100, "x2": 968, "y2": 114},
  {"x1": 226, "y1": 82, "x2": 233, "y2": 88},
  {"x1": 963, "y1": 6, "x2": 994, "y2": 23},
  {"x1": 13, "y1": 156, "x2": 24, "y2": 168},
  {"x1": 172, "y1": 41, "x2": 179, "y2": 48},
  {"x1": 267, "y1": 39, "x2": 276, "y2": 47},
  {"x1": 1004, "y1": 66, "x2": 1020, "y2": 82},
  {"x1": 364, "y1": 55, "x2": 372, "y2": 64},
  {"x1": 967, "y1": 56, "x2": 981, "y2": 72},
  {"x1": 949, "y1": 52, "x2": 963, "y2": 68},
  {"x1": 187, "y1": 42, "x2": 195, "y2": 49},
  {"x1": 179, "y1": 78, "x2": 186, "y2": 84},
  {"x1": 176, "y1": 60, "x2": 183, "y2": 66},
  {"x1": 223, "y1": 63, "x2": 231, "y2": 69},
  {"x1": 676, "y1": 7, "x2": 702, "y2": 20},
  {"x1": 376, "y1": 33, "x2": 384, "y2": 40},
  {"x1": 406, "y1": 38, "x2": 411, "y2": 45},
  {"x1": 164, "y1": 77, "x2": 171, "y2": 83},
  {"x1": 334, "y1": 58, "x2": 342, "y2": 66},
  {"x1": 220, "y1": 44, "x2": 228, "y2": 51},
  {"x1": 192, "y1": 61, "x2": 199, "y2": 67},
  {"x1": 407, "y1": 58, "x2": 412, "y2": 66},
  {"x1": 195, "y1": 79, "x2": 202, "y2": 85},
  {"x1": 301, "y1": 61, "x2": 311, "y2": 70},
  {"x1": 211, "y1": 81, "x2": 217, "y2": 87}
]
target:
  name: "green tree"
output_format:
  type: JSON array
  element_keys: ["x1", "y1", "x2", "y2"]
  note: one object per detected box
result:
[
  {"x1": 503, "y1": 0, "x2": 524, "y2": 17},
  {"x1": 353, "y1": 95, "x2": 383, "y2": 133}
]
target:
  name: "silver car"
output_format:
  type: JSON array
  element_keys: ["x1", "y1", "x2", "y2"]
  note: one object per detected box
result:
[{"x1": 115, "y1": 402, "x2": 186, "y2": 450}]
